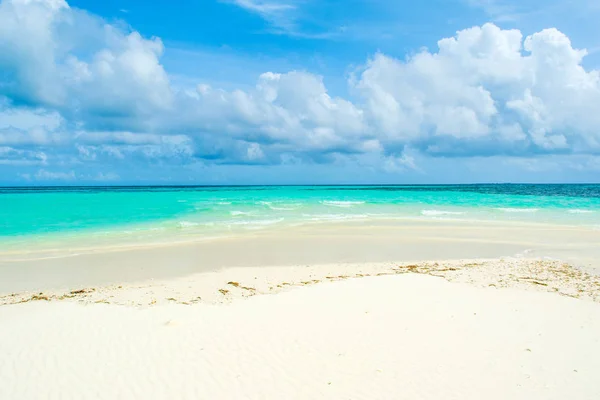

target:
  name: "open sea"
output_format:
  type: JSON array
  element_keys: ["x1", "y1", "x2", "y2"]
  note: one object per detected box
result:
[{"x1": 1, "y1": 184, "x2": 599, "y2": 253}]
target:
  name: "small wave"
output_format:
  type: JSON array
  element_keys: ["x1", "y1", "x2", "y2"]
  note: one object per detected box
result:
[
  {"x1": 302, "y1": 213, "x2": 369, "y2": 221},
  {"x1": 218, "y1": 201, "x2": 232, "y2": 205},
  {"x1": 496, "y1": 208, "x2": 539, "y2": 213},
  {"x1": 320, "y1": 200, "x2": 365, "y2": 208},
  {"x1": 568, "y1": 209, "x2": 594, "y2": 214},
  {"x1": 421, "y1": 210, "x2": 465, "y2": 216},
  {"x1": 228, "y1": 218, "x2": 284, "y2": 226},
  {"x1": 177, "y1": 200, "x2": 188, "y2": 203},
  {"x1": 177, "y1": 221, "x2": 199, "y2": 228},
  {"x1": 230, "y1": 211, "x2": 253, "y2": 216},
  {"x1": 258, "y1": 201, "x2": 303, "y2": 211}
]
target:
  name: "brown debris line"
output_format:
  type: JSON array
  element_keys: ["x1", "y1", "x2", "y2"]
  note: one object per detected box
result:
[
  {"x1": 325, "y1": 275, "x2": 350, "y2": 280},
  {"x1": 5, "y1": 287, "x2": 98, "y2": 305},
  {"x1": 518, "y1": 278, "x2": 549, "y2": 287},
  {"x1": 393, "y1": 260, "x2": 600, "y2": 302},
  {"x1": 30, "y1": 294, "x2": 50, "y2": 302},
  {"x1": 1, "y1": 259, "x2": 599, "y2": 307},
  {"x1": 69, "y1": 288, "x2": 95, "y2": 295},
  {"x1": 300, "y1": 279, "x2": 321, "y2": 286},
  {"x1": 227, "y1": 281, "x2": 256, "y2": 292}
]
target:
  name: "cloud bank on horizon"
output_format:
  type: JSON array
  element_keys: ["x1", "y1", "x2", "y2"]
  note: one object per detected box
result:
[{"x1": 1, "y1": 0, "x2": 599, "y2": 183}]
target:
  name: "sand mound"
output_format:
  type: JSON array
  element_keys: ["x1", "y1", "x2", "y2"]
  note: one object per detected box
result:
[{"x1": 1, "y1": 274, "x2": 599, "y2": 399}]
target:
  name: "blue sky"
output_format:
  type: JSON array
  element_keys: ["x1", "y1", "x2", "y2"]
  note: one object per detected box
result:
[{"x1": 1, "y1": 0, "x2": 600, "y2": 184}]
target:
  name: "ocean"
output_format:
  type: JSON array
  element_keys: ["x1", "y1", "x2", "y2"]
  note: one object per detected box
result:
[{"x1": 1, "y1": 184, "x2": 599, "y2": 253}]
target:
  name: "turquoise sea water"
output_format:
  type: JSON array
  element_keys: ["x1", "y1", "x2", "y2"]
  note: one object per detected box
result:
[{"x1": 1, "y1": 185, "x2": 600, "y2": 252}]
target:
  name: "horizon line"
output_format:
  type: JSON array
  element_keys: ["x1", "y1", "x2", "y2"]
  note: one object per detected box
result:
[{"x1": 1, "y1": 182, "x2": 600, "y2": 189}]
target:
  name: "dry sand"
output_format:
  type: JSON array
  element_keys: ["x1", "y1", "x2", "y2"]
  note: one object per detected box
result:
[
  {"x1": 1, "y1": 271, "x2": 600, "y2": 399},
  {"x1": 2, "y1": 220, "x2": 600, "y2": 399}
]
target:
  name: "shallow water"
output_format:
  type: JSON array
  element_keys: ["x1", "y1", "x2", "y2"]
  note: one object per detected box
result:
[{"x1": 1, "y1": 184, "x2": 599, "y2": 252}]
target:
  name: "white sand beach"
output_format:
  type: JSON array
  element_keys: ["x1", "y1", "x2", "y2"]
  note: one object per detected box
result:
[
  {"x1": 3, "y1": 0, "x2": 600, "y2": 396},
  {"x1": 1, "y1": 221, "x2": 600, "y2": 399}
]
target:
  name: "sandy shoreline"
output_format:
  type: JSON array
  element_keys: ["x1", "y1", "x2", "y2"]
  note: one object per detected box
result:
[
  {"x1": 2, "y1": 220, "x2": 600, "y2": 399},
  {"x1": 2, "y1": 257, "x2": 600, "y2": 307},
  {"x1": 2, "y1": 219, "x2": 600, "y2": 295}
]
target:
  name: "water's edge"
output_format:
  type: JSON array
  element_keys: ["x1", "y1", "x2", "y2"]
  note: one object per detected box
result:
[{"x1": 1, "y1": 185, "x2": 599, "y2": 254}]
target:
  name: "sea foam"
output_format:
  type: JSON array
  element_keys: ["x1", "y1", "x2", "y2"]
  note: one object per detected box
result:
[
  {"x1": 258, "y1": 201, "x2": 302, "y2": 211},
  {"x1": 496, "y1": 208, "x2": 539, "y2": 213},
  {"x1": 421, "y1": 210, "x2": 465, "y2": 216},
  {"x1": 227, "y1": 218, "x2": 284, "y2": 227},
  {"x1": 177, "y1": 221, "x2": 199, "y2": 228},
  {"x1": 320, "y1": 200, "x2": 365, "y2": 208},
  {"x1": 302, "y1": 213, "x2": 369, "y2": 221},
  {"x1": 230, "y1": 211, "x2": 254, "y2": 216}
]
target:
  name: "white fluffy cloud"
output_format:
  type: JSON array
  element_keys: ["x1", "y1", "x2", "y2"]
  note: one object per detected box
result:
[
  {"x1": 0, "y1": 0, "x2": 172, "y2": 128},
  {"x1": 33, "y1": 168, "x2": 76, "y2": 181},
  {"x1": 355, "y1": 23, "x2": 600, "y2": 155},
  {"x1": 19, "y1": 169, "x2": 118, "y2": 182},
  {"x1": 0, "y1": 146, "x2": 47, "y2": 165},
  {"x1": 179, "y1": 71, "x2": 367, "y2": 152},
  {"x1": 66, "y1": 30, "x2": 172, "y2": 129},
  {"x1": 74, "y1": 132, "x2": 195, "y2": 162},
  {"x1": 1, "y1": 0, "x2": 600, "y2": 174}
]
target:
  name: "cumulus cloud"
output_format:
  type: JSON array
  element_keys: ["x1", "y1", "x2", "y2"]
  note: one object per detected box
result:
[
  {"x1": 178, "y1": 71, "x2": 367, "y2": 152},
  {"x1": 354, "y1": 23, "x2": 600, "y2": 156},
  {"x1": 91, "y1": 171, "x2": 120, "y2": 181},
  {"x1": 0, "y1": 105, "x2": 62, "y2": 131},
  {"x1": 74, "y1": 132, "x2": 195, "y2": 162},
  {"x1": 34, "y1": 168, "x2": 76, "y2": 181},
  {"x1": 1, "y1": 0, "x2": 600, "y2": 178},
  {"x1": 0, "y1": 146, "x2": 47, "y2": 165},
  {"x1": 21, "y1": 169, "x2": 120, "y2": 182},
  {"x1": 66, "y1": 31, "x2": 172, "y2": 130},
  {"x1": 0, "y1": 0, "x2": 172, "y2": 129},
  {"x1": 0, "y1": 126, "x2": 66, "y2": 146}
]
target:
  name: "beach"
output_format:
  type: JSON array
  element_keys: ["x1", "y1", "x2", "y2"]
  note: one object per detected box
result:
[
  {"x1": 1, "y1": 257, "x2": 600, "y2": 399},
  {"x1": 1, "y1": 186, "x2": 600, "y2": 399},
  {"x1": 2, "y1": 0, "x2": 600, "y2": 395}
]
